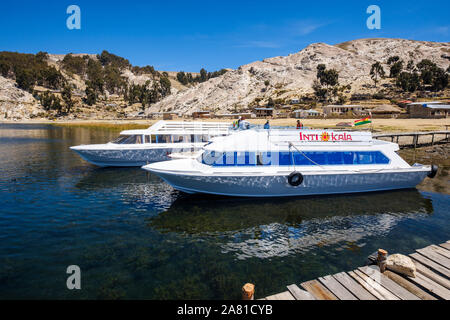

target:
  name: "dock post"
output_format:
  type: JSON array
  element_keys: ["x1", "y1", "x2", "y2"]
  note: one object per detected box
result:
[
  {"x1": 242, "y1": 283, "x2": 255, "y2": 300},
  {"x1": 377, "y1": 249, "x2": 388, "y2": 273}
]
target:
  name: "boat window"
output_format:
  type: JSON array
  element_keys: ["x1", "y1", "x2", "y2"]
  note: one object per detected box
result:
[
  {"x1": 112, "y1": 135, "x2": 130, "y2": 144},
  {"x1": 154, "y1": 135, "x2": 172, "y2": 143},
  {"x1": 145, "y1": 135, "x2": 151, "y2": 144},
  {"x1": 112, "y1": 135, "x2": 143, "y2": 144},
  {"x1": 191, "y1": 135, "x2": 207, "y2": 143},
  {"x1": 198, "y1": 151, "x2": 390, "y2": 166}
]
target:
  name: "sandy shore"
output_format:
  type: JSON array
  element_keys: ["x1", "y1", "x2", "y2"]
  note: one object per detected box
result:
[{"x1": 1, "y1": 118, "x2": 449, "y2": 132}]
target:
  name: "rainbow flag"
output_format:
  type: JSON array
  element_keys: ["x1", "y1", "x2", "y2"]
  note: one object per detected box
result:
[{"x1": 354, "y1": 117, "x2": 371, "y2": 126}]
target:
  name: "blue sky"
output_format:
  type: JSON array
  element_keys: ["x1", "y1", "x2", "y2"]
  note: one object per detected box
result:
[{"x1": 0, "y1": 0, "x2": 448, "y2": 72}]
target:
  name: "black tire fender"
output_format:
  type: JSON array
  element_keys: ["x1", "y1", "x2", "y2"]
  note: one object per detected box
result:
[
  {"x1": 288, "y1": 171, "x2": 303, "y2": 186},
  {"x1": 427, "y1": 164, "x2": 438, "y2": 179}
]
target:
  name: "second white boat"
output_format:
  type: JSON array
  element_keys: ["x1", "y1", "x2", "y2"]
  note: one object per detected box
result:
[{"x1": 70, "y1": 120, "x2": 231, "y2": 167}]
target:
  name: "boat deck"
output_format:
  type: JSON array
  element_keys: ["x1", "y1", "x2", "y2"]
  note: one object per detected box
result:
[{"x1": 261, "y1": 240, "x2": 450, "y2": 300}]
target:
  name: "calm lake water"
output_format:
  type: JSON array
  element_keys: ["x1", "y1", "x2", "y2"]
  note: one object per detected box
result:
[{"x1": 0, "y1": 123, "x2": 449, "y2": 299}]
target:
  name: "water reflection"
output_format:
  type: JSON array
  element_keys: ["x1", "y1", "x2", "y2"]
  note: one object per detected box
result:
[
  {"x1": 74, "y1": 167, "x2": 177, "y2": 212},
  {"x1": 150, "y1": 190, "x2": 433, "y2": 259}
]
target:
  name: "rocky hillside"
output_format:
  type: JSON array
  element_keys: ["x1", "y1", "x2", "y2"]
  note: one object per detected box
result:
[
  {"x1": 0, "y1": 51, "x2": 194, "y2": 120},
  {"x1": 0, "y1": 75, "x2": 44, "y2": 119},
  {"x1": 0, "y1": 38, "x2": 449, "y2": 120},
  {"x1": 147, "y1": 38, "x2": 450, "y2": 115}
]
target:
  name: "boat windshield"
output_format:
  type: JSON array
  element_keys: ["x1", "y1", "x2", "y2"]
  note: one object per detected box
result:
[{"x1": 112, "y1": 135, "x2": 143, "y2": 144}]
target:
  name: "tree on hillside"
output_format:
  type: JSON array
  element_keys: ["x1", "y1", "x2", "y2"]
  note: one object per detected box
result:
[
  {"x1": 176, "y1": 71, "x2": 188, "y2": 85},
  {"x1": 35, "y1": 51, "x2": 49, "y2": 62},
  {"x1": 62, "y1": 85, "x2": 74, "y2": 113},
  {"x1": 15, "y1": 69, "x2": 35, "y2": 92},
  {"x1": 431, "y1": 68, "x2": 448, "y2": 91},
  {"x1": 200, "y1": 68, "x2": 207, "y2": 82},
  {"x1": 387, "y1": 56, "x2": 403, "y2": 78},
  {"x1": 316, "y1": 64, "x2": 339, "y2": 88},
  {"x1": 85, "y1": 84, "x2": 97, "y2": 106},
  {"x1": 159, "y1": 76, "x2": 171, "y2": 97},
  {"x1": 312, "y1": 80, "x2": 328, "y2": 101},
  {"x1": 370, "y1": 62, "x2": 385, "y2": 87},
  {"x1": 406, "y1": 60, "x2": 416, "y2": 72},
  {"x1": 62, "y1": 54, "x2": 86, "y2": 75},
  {"x1": 316, "y1": 64, "x2": 326, "y2": 81},
  {"x1": 396, "y1": 71, "x2": 420, "y2": 92},
  {"x1": 86, "y1": 58, "x2": 104, "y2": 94},
  {"x1": 313, "y1": 64, "x2": 340, "y2": 102},
  {"x1": 417, "y1": 59, "x2": 436, "y2": 85},
  {"x1": 97, "y1": 50, "x2": 130, "y2": 69}
]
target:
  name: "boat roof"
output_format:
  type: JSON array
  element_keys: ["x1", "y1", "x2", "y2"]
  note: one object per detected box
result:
[
  {"x1": 119, "y1": 120, "x2": 231, "y2": 135},
  {"x1": 205, "y1": 129, "x2": 379, "y2": 151}
]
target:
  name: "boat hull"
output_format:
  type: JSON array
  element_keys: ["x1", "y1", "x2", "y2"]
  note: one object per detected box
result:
[
  {"x1": 71, "y1": 147, "x2": 197, "y2": 167},
  {"x1": 149, "y1": 169, "x2": 430, "y2": 197}
]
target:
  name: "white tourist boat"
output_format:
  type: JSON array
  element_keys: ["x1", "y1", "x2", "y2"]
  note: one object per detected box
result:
[
  {"x1": 142, "y1": 128, "x2": 438, "y2": 197},
  {"x1": 70, "y1": 121, "x2": 231, "y2": 167}
]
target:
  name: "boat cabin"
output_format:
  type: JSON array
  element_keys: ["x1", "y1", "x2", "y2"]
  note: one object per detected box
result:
[{"x1": 111, "y1": 121, "x2": 231, "y2": 145}]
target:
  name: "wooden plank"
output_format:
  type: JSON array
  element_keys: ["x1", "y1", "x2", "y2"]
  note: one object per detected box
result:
[
  {"x1": 439, "y1": 242, "x2": 450, "y2": 251},
  {"x1": 318, "y1": 275, "x2": 357, "y2": 300},
  {"x1": 352, "y1": 269, "x2": 400, "y2": 300},
  {"x1": 275, "y1": 291, "x2": 296, "y2": 300},
  {"x1": 417, "y1": 248, "x2": 450, "y2": 269},
  {"x1": 410, "y1": 253, "x2": 450, "y2": 279},
  {"x1": 406, "y1": 272, "x2": 450, "y2": 299},
  {"x1": 265, "y1": 291, "x2": 295, "y2": 300},
  {"x1": 286, "y1": 284, "x2": 316, "y2": 300},
  {"x1": 358, "y1": 266, "x2": 420, "y2": 300},
  {"x1": 412, "y1": 260, "x2": 450, "y2": 290},
  {"x1": 348, "y1": 271, "x2": 386, "y2": 300},
  {"x1": 300, "y1": 280, "x2": 338, "y2": 300},
  {"x1": 333, "y1": 272, "x2": 377, "y2": 300},
  {"x1": 383, "y1": 270, "x2": 437, "y2": 300},
  {"x1": 429, "y1": 245, "x2": 450, "y2": 259}
]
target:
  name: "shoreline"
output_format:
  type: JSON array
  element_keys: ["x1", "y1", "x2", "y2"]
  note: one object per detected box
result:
[{"x1": 1, "y1": 118, "x2": 449, "y2": 133}]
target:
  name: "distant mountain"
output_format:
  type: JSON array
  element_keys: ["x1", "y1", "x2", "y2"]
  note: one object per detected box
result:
[{"x1": 147, "y1": 38, "x2": 450, "y2": 115}]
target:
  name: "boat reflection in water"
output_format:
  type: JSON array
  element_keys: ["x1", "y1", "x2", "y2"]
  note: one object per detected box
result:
[
  {"x1": 149, "y1": 190, "x2": 433, "y2": 260},
  {"x1": 74, "y1": 167, "x2": 178, "y2": 212},
  {"x1": 74, "y1": 168, "x2": 434, "y2": 260}
]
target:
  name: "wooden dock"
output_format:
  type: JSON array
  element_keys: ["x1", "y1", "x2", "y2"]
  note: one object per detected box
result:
[
  {"x1": 373, "y1": 131, "x2": 449, "y2": 149},
  {"x1": 260, "y1": 241, "x2": 450, "y2": 300}
]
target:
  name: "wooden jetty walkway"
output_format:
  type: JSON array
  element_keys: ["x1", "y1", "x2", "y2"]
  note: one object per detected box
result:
[
  {"x1": 373, "y1": 131, "x2": 449, "y2": 149},
  {"x1": 256, "y1": 240, "x2": 450, "y2": 300}
]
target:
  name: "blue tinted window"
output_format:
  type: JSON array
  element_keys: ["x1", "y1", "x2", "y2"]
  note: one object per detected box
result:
[{"x1": 205, "y1": 151, "x2": 390, "y2": 166}]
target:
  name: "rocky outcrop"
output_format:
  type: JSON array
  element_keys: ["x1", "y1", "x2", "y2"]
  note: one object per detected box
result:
[
  {"x1": 386, "y1": 254, "x2": 416, "y2": 277},
  {"x1": 0, "y1": 76, "x2": 44, "y2": 120},
  {"x1": 147, "y1": 38, "x2": 450, "y2": 115}
]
